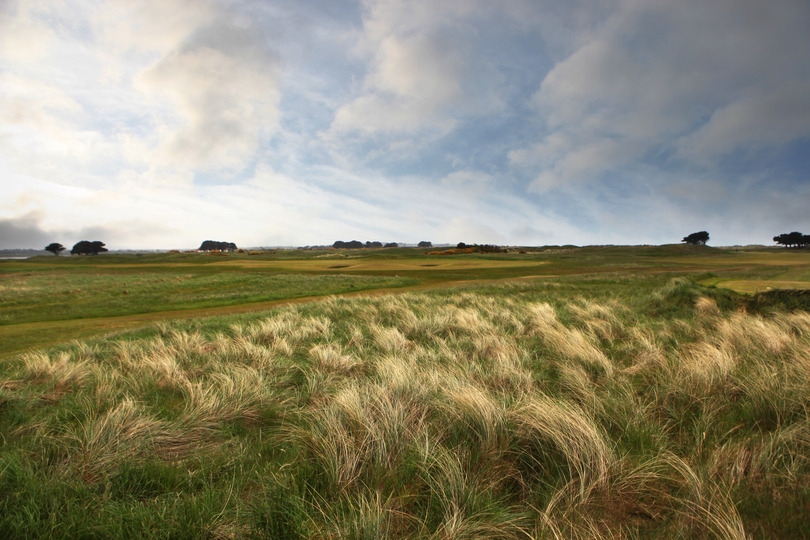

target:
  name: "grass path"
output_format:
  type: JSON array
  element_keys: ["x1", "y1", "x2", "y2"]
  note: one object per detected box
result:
[
  {"x1": 5, "y1": 245, "x2": 810, "y2": 359},
  {"x1": 0, "y1": 275, "x2": 554, "y2": 359}
]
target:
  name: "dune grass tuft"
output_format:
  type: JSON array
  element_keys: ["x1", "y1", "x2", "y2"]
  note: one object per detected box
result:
[{"x1": 2, "y1": 278, "x2": 809, "y2": 537}]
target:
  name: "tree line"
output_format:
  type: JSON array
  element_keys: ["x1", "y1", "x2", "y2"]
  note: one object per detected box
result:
[
  {"x1": 773, "y1": 232, "x2": 810, "y2": 248},
  {"x1": 198, "y1": 240, "x2": 238, "y2": 252},
  {"x1": 45, "y1": 241, "x2": 108, "y2": 256},
  {"x1": 44, "y1": 239, "x2": 430, "y2": 255},
  {"x1": 680, "y1": 230, "x2": 810, "y2": 248},
  {"x1": 332, "y1": 240, "x2": 433, "y2": 249},
  {"x1": 41, "y1": 232, "x2": 810, "y2": 256}
]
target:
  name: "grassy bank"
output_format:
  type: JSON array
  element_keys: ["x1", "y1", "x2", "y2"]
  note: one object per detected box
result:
[{"x1": 2, "y1": 276, "x2": 809, "y2": 537}]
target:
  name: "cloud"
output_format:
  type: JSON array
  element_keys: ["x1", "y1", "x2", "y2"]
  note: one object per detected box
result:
[
  {"x1": 676, "y1": 83, "x2": 810, "y2": 162},
  {"x1": 0, "y1": 70, "x2": 116, "y2": 184},
  {"x1": 134, "y1": 14, "x2": 281, "y2": 171},
  {"x1": 525, "y1": 138, "x2": 639, "y2": 193},
  {"x1": 327, "y1": 0, "x2": 504, "y2": 145},
  {"x1": 2, "y1": 0, "x2": 808, "y2": 249},
  {"x1": 0, "y1": 0, "x2": 283, "y2": 184},
  {"x1": 0, "y1": 213, "x2": 52, "y2": 249},
  {"x1": 0, "y1": 211, "x2": 137, "y2": 250},
  {"x1": 91, "y1": 0, "x2": 219, "y2": 56},
  {"x1": 226, "y1": 163, "x2": 588, "y2": 247},
  {"x1": 440, "y1": 170, "x2": 495, "y2": 197},
  {"x1": 512, "y1": 0, "x2": 810, "y2": 190}
]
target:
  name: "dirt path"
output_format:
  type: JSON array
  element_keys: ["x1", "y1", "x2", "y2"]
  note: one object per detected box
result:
[{"x1": 0, "y1": 275, "x2": 552, "y2": 359}]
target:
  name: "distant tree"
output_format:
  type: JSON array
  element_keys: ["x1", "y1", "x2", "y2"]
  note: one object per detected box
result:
[
  {"x1": 71, "y1": 240, "x2": 108, "y2": 255},
  {"x1": 682, "y1": 231, "x2": 709, "y2": 245},
  {"x1": 417, "y1": 241, "x2": 432, "y2": 248},
  {"x1": 457, "y1": 242, "x2": 468, "y2": 249},
  {"x1": 333, "y1": 240, "x2": 364, "y2": 249},
  {"x1": 773, "y1": 232, "x2": 810, "y2": 248},
  {"x1": 365, "y1": 241, "x2": 383, "y2": 248},
  {"x1": 384, "y1": 242, "x2": 398, "y2": 248},
  {"x1": 198, "y1": 240, "x2": 237, "y2": 252},
  {"x1": 45, "y1": 243, "x2": 66, "y2": 256}
]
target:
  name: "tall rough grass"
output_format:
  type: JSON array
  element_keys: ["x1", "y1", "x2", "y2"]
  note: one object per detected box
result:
[{"x1": 1, "y1": 279, "x2": 809, "y2": 537}]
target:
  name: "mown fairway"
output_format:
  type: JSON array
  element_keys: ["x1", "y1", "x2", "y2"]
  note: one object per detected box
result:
[{"x1": 2, "y1": 245, "x2": 810, "y2": 538}]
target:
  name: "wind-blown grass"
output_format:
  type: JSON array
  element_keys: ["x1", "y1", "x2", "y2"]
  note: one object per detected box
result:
[{"x1": 1, "y1": 277, "x2": 809, "y2": 537}]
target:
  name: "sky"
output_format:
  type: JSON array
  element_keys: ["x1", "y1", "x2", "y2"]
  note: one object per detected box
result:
[{"x1": 1, "y1": 0, "x2": 809, "y2": 250}]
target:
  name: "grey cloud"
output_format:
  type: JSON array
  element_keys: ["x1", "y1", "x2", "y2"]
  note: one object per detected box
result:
[
  {"x1": 676, "y1": 83, "x2": 810, "y2": 162},
  {"x1": 517, "y1": 0, "x2": 810, "y2": 191},
  {"x1": 136, "y1": 8, "x2": 281, "y2": 172},
  {"x1": 0, "y1": 211, "x2": 176, "y2": 250},
  {"x1": 0, "y1": 214, "x2": 52, "y2": 249}
]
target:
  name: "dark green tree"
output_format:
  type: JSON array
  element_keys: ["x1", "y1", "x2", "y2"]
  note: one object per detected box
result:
[
  {"x1": 773, "y1": 232, "x2": 810, "y2": 248},
  {"x1": 417, "y1": 241, "x2": 432, "y2": 248},
  {"x1": 71, "y1": 241, "x2": 108, "y2": 255},
  {"x1": 198, "y1": 240, "x2": 237, "y2": 251},
  {"x1": 45, "y1": 243, "x2": 66, "y2": 256},
  {"x1": 333, "y1": 240, "x2": 363, "y2": 249},
  {"x1": 682, "y1": 231, "x2": 710, "y2": 245}
]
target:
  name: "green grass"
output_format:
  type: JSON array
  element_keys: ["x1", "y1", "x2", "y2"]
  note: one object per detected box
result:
[
  {"x1": 0, "y1": 256, "x2": 423, "y2": 356},
  {"x1": 2, "y1": 245, "x2": 810, "y2": 537},
  {"x1": 4, "y1": 243, "x2": 810, "y2": 368},
  {"x1": 2, "y1": 269, "x2": 810, "y2": 537},
  {"x1": 0, "y1": 269, "x2": 416, "y2": 325}
]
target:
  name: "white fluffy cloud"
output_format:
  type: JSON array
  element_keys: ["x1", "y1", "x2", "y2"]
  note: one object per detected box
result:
[
  {"x1": 328, "y1": 0, "x2": 504, "y2": 141},
  {"x1": 0, "y1": 0, "x2": 282, "y2": 181},
  {"x1": 133, "y1": 14, "x2": 281, "y2": 171}
]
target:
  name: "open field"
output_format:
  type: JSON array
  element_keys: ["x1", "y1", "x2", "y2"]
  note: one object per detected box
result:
[
  {"x1": 2, "y1": 273, "x2": 810, "y2": 537},
  {"x1": 2, "y1": 245, "x2": 810, "y2": 537},
  {"x1": 3, "y1": 244, "x2": 810, "y2": 358}
]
